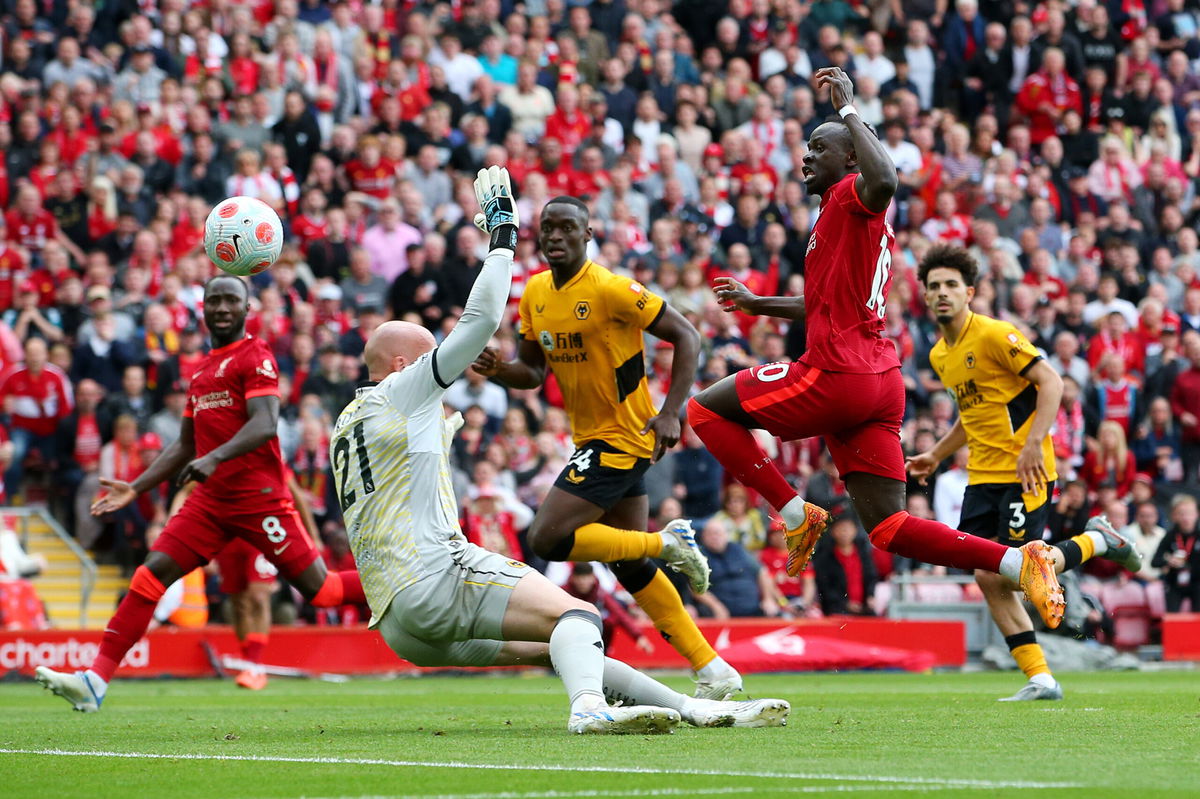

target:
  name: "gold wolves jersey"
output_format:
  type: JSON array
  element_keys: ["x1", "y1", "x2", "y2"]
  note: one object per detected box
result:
[
  {"x1": 520, "y1": 260, "x2": 665, "y2": 459},
  {"x1": 928, "y1": 313, "x2": 1057, "y2": 486}
]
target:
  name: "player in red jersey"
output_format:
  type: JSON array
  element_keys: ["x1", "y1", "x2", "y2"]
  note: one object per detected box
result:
[
  {"x1": 214, "y1": 468, "x2": 322, "y2": 691},
  {"x1": 35, "y1": 275, "x2": 366, "y2": 712},
  {"x1": 688, "y1": 68, "x2": 1068, "y2": 630}
]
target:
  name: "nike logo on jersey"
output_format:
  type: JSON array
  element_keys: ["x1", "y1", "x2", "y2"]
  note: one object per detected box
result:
[
  {"x1": 273, "y1": 542, "x2": 292, "y2": 556},
  {"x1": 565, "y1": 469, "x2": 586, "y2": 484}
]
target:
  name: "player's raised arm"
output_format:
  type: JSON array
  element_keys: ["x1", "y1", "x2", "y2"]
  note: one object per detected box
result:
[
  {"x1": 814, "y1": 67, "x2": 898, "y2": 214},
  {"x1": 713, "y1": 277, "x2": 806, "y2": 321},
  {"x1": 435, "y1": 167, "x2": 518, "y2": 381}
]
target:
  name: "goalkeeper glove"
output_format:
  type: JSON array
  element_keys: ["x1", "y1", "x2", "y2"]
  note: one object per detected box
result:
[{"x1": 472, "y1": 166, "x2": 519, "y2": 251}]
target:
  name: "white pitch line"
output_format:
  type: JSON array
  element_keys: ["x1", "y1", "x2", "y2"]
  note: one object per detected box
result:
[
  {"x1": 292, "y1": 786, "x2": 950, "y2": 799},
  {"x1": 295, "y1": 786, "x2": 958, "y2": 799},
  {"x1": 0, "y1": 748, "x2": 1080, "y2": 790}
]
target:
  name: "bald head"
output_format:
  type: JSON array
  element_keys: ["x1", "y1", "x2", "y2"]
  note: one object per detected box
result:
[{"x1": 364, "y1": 320, "x2": 437, "y2": 379}]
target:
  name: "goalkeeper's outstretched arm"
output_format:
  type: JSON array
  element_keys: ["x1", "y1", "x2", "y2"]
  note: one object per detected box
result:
[{"x1": 433, "y1": 167, "x2": 519, "y2": 380}]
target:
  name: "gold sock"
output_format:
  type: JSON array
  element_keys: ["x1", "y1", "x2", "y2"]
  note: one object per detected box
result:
[
  {"x1": 631, "y1": 569, "x2": 717, "y2": 671},
  {"x1": 1070, "y1": 533, "x2": 1096, "y2": 563},
  {"x1": 1010, "y1": 642, "x2": 1052, "y2": 679},
  {"x1": 567, "y1": 522, "x2": 663, "y2": 562}
]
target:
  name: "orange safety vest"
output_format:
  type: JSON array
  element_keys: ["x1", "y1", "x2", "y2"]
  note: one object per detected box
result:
[{"x1": 168, "y1": 569, "x2": 209, "y2": 628}]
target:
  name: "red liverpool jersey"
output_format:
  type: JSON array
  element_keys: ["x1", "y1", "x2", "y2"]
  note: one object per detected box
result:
[
  {"x1": 184, "y1": 336, "x2": 286, "y2": 499},
  {"x1": 801, "y1": 174, "x2": 901, "y2": 374}
]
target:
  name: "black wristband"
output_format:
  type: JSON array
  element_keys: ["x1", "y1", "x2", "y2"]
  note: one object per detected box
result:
[{"x1": 489, "y1": 224, "x2": 518, "y2": 251}]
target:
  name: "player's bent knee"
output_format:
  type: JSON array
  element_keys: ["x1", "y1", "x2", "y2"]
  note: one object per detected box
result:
[
  {"x1": 129, "y1": 565, "x2": 167, "y2": 602},
  {"x1": 610, "y1": 558, "x2": 657, "y2": 593},
  {"x1": 556, "y1": 607, "x2": 604, "y2": 637}
]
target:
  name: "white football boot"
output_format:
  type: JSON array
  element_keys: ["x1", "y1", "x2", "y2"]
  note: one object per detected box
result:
[
  {"x1": 682, "y1": 697, "x2": 791, "y2": 728},
  {"x1": 35, "y1": 667, "x2": 106, "y2": 712},
  {"x1": 568, "y1": 705, "x2": 681, "y2": 735}
]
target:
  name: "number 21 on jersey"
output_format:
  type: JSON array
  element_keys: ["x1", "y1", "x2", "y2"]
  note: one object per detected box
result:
[
  {"x1": 334, "y1": 421, "x2": 375, "y2": 512},
  {"x1": 865, "y1": 234, "x2": 892, "y2": 319}
]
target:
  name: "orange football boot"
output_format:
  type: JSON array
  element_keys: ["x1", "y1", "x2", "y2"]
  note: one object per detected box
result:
[
  {"x1": 235, "y1": 670, "x2": 268, "y2": 691},
  {"x1": 1018, "y1": 541, "x2": 1066, "y2": 629},
  {"x1": 785, "y1": 503, "x2": 832, "y2": 577}
]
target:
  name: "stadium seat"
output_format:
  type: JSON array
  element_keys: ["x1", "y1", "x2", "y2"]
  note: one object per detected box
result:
[
  {"x1": 1108, "y1": 605, "x2": 1153, "y2": 651},
  {"x1": 1100, "y1": 580, "x2": 1147, "y2": 613}
]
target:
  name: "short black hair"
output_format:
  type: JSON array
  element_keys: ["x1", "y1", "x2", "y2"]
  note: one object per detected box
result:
[
  {"x1": 543, "y1": 195, "x2": 590, "y2": 219},
  {"x1": 918, "y1": 244, "x2": 979, "y2": 287},
  {"x1": 204, "y1": 273, "x2": 250, "y2": 300}
]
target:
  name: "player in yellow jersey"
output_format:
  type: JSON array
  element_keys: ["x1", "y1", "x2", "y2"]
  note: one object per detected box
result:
[
  {"x1": 473, "y1": 196, "x2": 743, "y2": 698},
  {"x1": 906, "y1": 245, "x2": 1143, "y2": 701}
]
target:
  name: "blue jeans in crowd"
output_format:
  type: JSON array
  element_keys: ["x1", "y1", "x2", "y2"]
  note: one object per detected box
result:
[{"x1": 6, "y1": 427, "x2": 57, "y2": 501}]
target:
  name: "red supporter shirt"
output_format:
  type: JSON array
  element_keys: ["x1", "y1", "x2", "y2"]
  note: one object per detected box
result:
[
  {"x1": 833, "y1": 547, "x2": 865, "y2": 605},
  {"x1": 4, "y1": 209, "x2": 58, "y2": 253},
  {"x1": 184, "y1": 336, "x2": 286, "y2": 500},
  {"x1": 344, "y1": 159, "x2": 397, "y2": 200},
  {"x1": 729, "y1": 161, "x2": 779, "y2": 195},
  {"x1": 291, "y1": 214, "x2": 329, "y2": 254},
  {"x1": 0, "y1": 364, "x2": 74, "y2": 436},
  {"x1": 801, "y1": 174, "x2": 901, "y2": 374},
  {"x1": 74, "y1": 412, "x2": 102, "y2": 471},
  {"x1": 544, "y1": 111, "x2": 590, "y2": 155},
  {"x1": 0, "y1": 246, "x2": 27, "y2": 311}
]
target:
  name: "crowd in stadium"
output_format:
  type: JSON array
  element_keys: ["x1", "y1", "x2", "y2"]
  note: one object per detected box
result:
[{"x1": 0, "y1": 0, "x2": 1199, "y2": 643}]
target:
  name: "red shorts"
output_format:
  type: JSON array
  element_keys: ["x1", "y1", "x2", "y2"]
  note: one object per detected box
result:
[
  {"x1": 735, "y1": 363, "x2": 906, "y2": 482},
  {"x1": 215, "y1": 538, "x2": 280, "y2": 594},
  {"x1": 152, "y1": 492, "x2": 319, "y2": 580}
]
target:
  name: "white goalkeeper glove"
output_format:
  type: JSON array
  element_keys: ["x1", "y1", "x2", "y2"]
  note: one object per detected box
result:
[{"x1": 472, "y1": 166, "x2": 519, "y2": 251}]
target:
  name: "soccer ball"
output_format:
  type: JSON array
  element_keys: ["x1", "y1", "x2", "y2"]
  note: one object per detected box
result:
[{"x1": 204, "y1": 196, "x2": 284, "y2": 276}]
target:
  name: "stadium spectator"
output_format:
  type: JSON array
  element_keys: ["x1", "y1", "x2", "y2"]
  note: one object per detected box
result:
[
  {"x1": 811, "y1": 517, "x2": 878, "y2": 617},
  {"x1": 1, "y1": 337, "x2": 74, "y2": 501},
  {"x1": 1153, "y1": 495, "x2": 1200, "y2": 612},
  {"x1": 695, "y1": 515, "x2": 784, "y2": 619}
]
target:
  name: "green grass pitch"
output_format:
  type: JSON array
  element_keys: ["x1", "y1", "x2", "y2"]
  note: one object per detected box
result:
[{"x1": 3, "y1": 670, "x2": 1197, "y2": 799}]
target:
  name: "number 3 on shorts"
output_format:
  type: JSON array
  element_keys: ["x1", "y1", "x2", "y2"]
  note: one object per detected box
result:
[
  {"x1": 1007, "y1": 502, "x2": 1026, "y2": 530},
  {"x1": 263, "y1": 515, "x2": 287, "y2": 544}
]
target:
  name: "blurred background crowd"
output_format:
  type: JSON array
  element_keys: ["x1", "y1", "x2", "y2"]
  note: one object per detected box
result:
[{"x1": 0, "y1": 0, "x2": 1198, "y2": 646}]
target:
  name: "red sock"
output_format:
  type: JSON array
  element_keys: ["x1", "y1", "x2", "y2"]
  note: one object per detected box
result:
[
  {"x1": 870, "y1": 511, "x2": 1008, "y2": 573},
  {"x1": 92, "y1": 566, "x2": 165, "y2": 682},
  {"x1": 242, "y1": 633, "x2": 269, "y2": 665},
  {"x1": 688, "y1": 397, "x2": 797, "y2": 511},
  {"x1": 310, "y1": 570, "x2": 365, "y2": 607}
]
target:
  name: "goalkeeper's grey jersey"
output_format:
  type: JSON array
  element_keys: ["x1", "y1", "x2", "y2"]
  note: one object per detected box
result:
[{"x1": 331, "y1": 249, "x2": 513, "y2": 626}]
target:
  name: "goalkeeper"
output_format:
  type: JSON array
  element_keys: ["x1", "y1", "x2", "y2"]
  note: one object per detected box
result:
[{"x1": 330, "y1": 169, "x2": 787, "y2": 734}]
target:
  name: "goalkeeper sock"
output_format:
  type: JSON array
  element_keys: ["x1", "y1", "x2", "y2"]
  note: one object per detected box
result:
[
  {"x1": 631, "y1": 569, "x2": 718, "y2": 671},
  {"x1": 550, "y1": 609, "x2": 607, "y2": 713},
  {"x1": 567, "y1": 523, "x2": 664, "y2": 562},
  {"x1": 602, "y1": 657, "x2": 685, "y2": 711}
]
